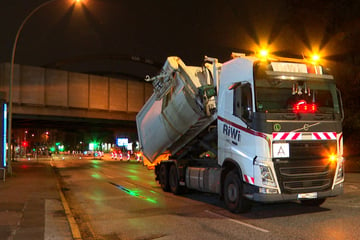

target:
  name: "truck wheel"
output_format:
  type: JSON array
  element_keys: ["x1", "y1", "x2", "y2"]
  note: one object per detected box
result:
[
  {"x1": 159, "y1": 164, "x2": 170, "y2": 192},
  {"x1": 224, "y1": 170, "x2": 251, "y2": 213},
  {"x1": 300, "y1": 198, "x2": 326, "y2": 206},
  {"x1": 169, "y1": 164, "x2": 181, "y2": 194}
]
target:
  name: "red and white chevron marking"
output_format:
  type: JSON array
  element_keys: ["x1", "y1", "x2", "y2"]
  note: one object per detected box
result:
[
  {"x1": 273, "y1": 132, "x2": 337, "y2": 140},
  {"x1": 244, "y1": 174, "x2": 255, "y2": 185},
  {"x1": 272, "y1": 132, "x2": 301, "y2": 140},
  {"x1": 312, "y1": 132, "x2": 337, "y2": 140}
]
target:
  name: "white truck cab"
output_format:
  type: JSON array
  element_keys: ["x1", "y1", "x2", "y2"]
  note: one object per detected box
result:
[{"x1": 137, "y1": 53, "x2": 344, "y2": 212}]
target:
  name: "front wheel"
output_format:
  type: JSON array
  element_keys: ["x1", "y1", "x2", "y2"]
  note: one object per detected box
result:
[{"x1": 224, "y1": 170, "x2": 251, "y2": 213}]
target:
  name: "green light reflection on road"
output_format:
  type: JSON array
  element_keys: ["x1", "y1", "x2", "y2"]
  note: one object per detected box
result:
[
  {"x1": 127, "y1": 169, "x2": 137, "y2": 174},
  {"x1": 109, "y1": 181, "x2": 158, "y2": 204},
  {"x1": 91, "y1": 160, "x2": 101, "y2": 169},
  {"x1": 127, "y1": 175, "x2": 139, "y2": 181},
  {"x1": 90, "y1": 190, "x2": 105, "y2": 202},
  {"x1": 91, "y1": 172, "x2": 102, "y2": 179}
]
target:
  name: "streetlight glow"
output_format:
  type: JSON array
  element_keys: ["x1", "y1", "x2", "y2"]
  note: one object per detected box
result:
[
  {"x1": 7, "y1": 0, "x2": 83, "y2": 175},
  {"x1": 73, "y1": 0, "x2": 85, "y2": 5}
]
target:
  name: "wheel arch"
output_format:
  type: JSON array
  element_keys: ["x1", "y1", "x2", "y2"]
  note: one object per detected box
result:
[
  {"x1": 155, "y1": 160, "x2": 175, "y2": 178},
  {"x1": 220, "y1": 158, "x2": 244, "y2": 197}
]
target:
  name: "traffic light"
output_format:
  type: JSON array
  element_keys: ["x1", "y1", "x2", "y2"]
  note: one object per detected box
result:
[{"x1": 22, "y1": 141, "x2": 28, "y2": 147}]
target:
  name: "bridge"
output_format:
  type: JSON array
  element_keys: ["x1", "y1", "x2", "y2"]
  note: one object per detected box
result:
[{"x1": 0, "y1": 63, "x2": 154, "y2": 132}]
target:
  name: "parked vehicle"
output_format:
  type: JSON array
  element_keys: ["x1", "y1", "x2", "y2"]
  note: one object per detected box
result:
[{"x1": 136, "y1": 52, "x2": 344, "y2": 212}]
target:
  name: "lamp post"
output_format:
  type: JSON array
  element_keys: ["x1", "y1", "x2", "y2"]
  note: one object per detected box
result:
[{"x1": 7, "y1": 0, "x2": 82, "y2": 174}]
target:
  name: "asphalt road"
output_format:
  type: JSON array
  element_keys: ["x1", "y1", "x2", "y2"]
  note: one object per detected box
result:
[{"x1": 53, "y1": 157, "x2": 360, "y2": 240}]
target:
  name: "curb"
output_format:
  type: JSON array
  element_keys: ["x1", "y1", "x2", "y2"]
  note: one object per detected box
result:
[
  {"x1": 51, "y1": 161, "x2": 82, "y2": 240},
  {"x1": 57, "y1": 182, "x2": 82, "y2": 240}
]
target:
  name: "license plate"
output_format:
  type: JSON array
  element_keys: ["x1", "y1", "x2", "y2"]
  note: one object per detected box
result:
[
  {"x1": 298, "y1": 192, "x2": 318, "y2": 199},
  {"x1": 273, "y1": 143, "x2": 289, "y2": 158}
]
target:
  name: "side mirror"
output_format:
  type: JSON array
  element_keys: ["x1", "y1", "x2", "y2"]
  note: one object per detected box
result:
[{"x1": 336, "y1": 88, "x2": 344, "y2": 122}]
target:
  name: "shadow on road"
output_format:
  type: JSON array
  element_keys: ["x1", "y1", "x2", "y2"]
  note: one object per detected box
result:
[{"x1": 181, "y1": 190, "x2": 330, "y2": 219}]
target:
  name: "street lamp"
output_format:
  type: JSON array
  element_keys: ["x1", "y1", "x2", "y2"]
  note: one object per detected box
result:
[{"x1": 7, "y1": 0, "x2": 84, "y2": 175}]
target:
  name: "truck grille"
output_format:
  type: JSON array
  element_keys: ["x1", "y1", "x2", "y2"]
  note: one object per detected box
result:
[
  {"x1": 273, "y1": 140, "x2": 337, "y2": 194},
  {"x1": 289, "y1": 140, "x2": 336, "y2": 160},
  {"x1": 275, "y1": 161, "x2": 335, "y2": 194}
]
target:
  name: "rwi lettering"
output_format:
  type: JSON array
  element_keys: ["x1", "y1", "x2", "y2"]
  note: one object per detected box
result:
[{"x1": 223, "y1": 124, "x2": 241, "y2": 142}]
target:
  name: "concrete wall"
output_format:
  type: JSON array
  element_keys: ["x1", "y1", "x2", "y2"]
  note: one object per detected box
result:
[{"x1": 0, "y1": 63, "x2": 154, "y2": 120}]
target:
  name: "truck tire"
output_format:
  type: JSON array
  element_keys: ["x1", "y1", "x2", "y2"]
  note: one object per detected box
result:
[
  {"x1": 224, "y1": 170, "x2": 251, "y2": 213},
  {"x1": 300, "y1": 198, "x2": 326, "y2": 206},
  {"x1": 159, "y1": 164, "x2": 170, "y2": 192},
  {"x1": 169, "y1": 164, "x2": 181, "y2": 194}
]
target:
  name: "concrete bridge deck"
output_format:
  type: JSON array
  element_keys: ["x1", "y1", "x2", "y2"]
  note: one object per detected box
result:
[{"x1": 0, "y1": 62, "x2": 153, "y2": 123}]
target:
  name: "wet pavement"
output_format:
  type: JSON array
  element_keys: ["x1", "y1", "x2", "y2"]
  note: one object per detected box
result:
[
  {"x1": 0, "y1": 159, "x2": 74, "y2": 240},
  {"x1": 0, "y1": 154, "x2": 358, "y2": 240}
]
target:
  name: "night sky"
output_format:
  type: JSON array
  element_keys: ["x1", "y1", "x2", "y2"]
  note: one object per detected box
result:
[
  {"x1": 1, "y1": 0, "x2": 359, "y2": 78},
  {"x1": 1, "y1": 0, "x2": 360, "y2": 153}
]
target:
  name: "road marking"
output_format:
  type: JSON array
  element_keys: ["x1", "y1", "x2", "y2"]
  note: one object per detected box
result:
[
  {"x1": 205, "y1": 210, "x2": 270, "y2": 233},
  {"x1": 57, "y1": 182, "x2": 83, "y2": 240},
  {"x1": 50, "y1": 160, "x2": 82, "y2": 239}
]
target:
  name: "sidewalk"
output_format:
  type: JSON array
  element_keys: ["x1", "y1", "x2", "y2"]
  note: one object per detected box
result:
[{"x1": 0, "y1": 160, "x2": 74, "y2": 240}]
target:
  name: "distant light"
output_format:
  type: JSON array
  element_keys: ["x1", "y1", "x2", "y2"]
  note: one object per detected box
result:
[
  {"x1": 117, "y1": 138, "x2": 128, "y2": 147},
  {"x1": 89, "y1": 142, "x2": 99, "y2": 151},
  {"x1": 89, "y1": 143, "x2": 95, "y2": 151},
  {"x1": 22, "y1": 141, "x2": 29, "y2": 147}
]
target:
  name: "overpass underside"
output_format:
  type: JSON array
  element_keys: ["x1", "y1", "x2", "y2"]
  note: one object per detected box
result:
[{"x1": 0, "y1": 63, "x2": 153, "y2": 130}]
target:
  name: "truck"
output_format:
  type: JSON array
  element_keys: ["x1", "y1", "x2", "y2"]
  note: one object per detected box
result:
[{"x1": 136, "y1": 52, "x2": 344, "y2": 212}]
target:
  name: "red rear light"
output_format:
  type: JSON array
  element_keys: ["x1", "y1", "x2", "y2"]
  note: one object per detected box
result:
[{"x1": 293, "y1": 100, "x2": 317, "y2": 113}]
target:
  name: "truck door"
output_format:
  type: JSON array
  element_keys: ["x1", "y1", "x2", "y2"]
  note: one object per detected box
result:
[{"x1": 233, "y1": 82, "x2": 253, "y2": 122}]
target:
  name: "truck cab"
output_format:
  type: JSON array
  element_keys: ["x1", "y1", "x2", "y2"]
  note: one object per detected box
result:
[{"x1": 217, "y1": 55, "x2": 344, "y2": 211}]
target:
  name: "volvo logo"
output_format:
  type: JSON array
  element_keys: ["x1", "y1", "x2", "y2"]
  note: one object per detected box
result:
[{"x1": 291, "y1": 122, "x2": 321, "y2": 132}]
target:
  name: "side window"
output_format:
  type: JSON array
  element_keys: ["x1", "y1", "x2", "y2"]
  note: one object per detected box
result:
[
  {"x1": 233, "y1": 83, "x2": 253, "y2": 122},
  {"x1": 233, "y1": 85, "x2": 242, "y2": 117}
]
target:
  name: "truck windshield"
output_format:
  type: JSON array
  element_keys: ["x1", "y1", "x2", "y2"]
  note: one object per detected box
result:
[{"x1": 254, "y1": 62, "x2": 340, "y2": 114}]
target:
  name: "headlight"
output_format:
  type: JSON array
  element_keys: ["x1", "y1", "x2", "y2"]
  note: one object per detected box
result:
[
  {"x1": 259, "y1": 187, "x2": 278, "y2": 194},
  {"x1": 259, "y1": 165, "x2": 276, "y2": 187},
  {"x1": 335, "y1": 158, "x2": 344, "y2": 183}
]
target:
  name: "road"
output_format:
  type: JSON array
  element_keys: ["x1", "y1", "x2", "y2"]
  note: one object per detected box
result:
[{"x1": 52, "y1": 157, "x2": 360, "y2": 240}]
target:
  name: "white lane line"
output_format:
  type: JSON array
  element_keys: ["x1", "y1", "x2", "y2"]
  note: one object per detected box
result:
[{"x1": 205, "y1": 210, "x2": 270, "y2": 233}]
